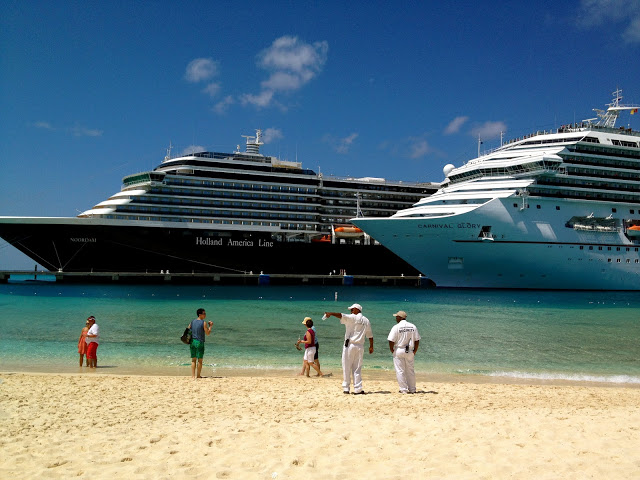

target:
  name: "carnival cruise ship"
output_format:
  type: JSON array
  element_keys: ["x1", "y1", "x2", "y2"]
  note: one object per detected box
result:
[
  {"x1": 353, "y1": 90, "x2": 640, "y2": 290},
  {"x1": 0, "y1": 130, "x2": 437, "y2": 275}
]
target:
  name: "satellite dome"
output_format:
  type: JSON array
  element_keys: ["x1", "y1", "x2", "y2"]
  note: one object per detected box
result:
[{"x1": 443, "y1": 164, "x2": 455, "y2": 177}]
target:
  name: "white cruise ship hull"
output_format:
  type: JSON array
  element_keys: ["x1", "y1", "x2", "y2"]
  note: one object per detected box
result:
[
  {"x1": 354, "y1": 197, "x2": 640, "y2": 290},
  {"x1": 354, "y1": 90, "x2": 640, "y2": 290}
]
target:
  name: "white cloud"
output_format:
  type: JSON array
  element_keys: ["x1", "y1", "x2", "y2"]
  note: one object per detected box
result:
[
  {"x1": 623, "y1": 16, "x2": 640, "y2": 43},
  {"x1": 337, "y1": 133, "x2": 358, "y2": 154},
  {"x1": 185, "y1": 58, "x2": 218, "y2": 83},
  {"x1": 33, "y1": 121, "x2": 55, "y2": 130},
  {"x1": 323, "y1": 133, "x2": 358, "y2": 154},
  {"x1": 259, "y1": 36, "x2": 328, "y2": 77},
  {"x1": 262, "y1": 128, "x2": 284, "y2": 144},
  {"x1": 407, "y1": 137, "x2": 430, "y2": 159},
  {"x1": 242, "y1": 36, "x2": 328, "y2": 108},
  {"x1": 261, "y1": 71, "x2": 304, "y2": 91},
  {"x1": 444, "y1": 116, "x2": 469, "y2": 135},
  {"x1": 31, "y1": 121, "x2": 102, "y2": 137},
  {"x1": 213, "y1": 95, "x2": 234, "y2": 114},
  {"x1": 577, "y1": 0, "x2": 640, "y2": 43},
  {"x1": 202, "y1": 82, "x2": 221, "y2": 98},
  {"x1": 378, "y1": 134, "x2": 431, "y2": 159},
  {"x1": 187, "y1": 37, "x2": 327, "y2": 112},
  {"x1": 181, "y1": 145, "x2": 206, "y2": 155},
  {"x1": 69, "y1": 126, "x2": 103, "y2": 137},
  {"x1": 240, "y1": 90, "x2": 275, "y2": 108},
  {"x1": 471, "y1": 121, "x2": 507, "y2": 140}
]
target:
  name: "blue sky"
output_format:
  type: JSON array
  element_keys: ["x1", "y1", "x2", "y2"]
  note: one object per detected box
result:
[{"x1": 1, "y1": 0, "x2": 640, "y2": 269}]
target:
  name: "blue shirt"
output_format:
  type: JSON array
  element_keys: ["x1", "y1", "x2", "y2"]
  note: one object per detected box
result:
[{"x1": 190, "y1": 318, "x2": 206, "y2": 342}]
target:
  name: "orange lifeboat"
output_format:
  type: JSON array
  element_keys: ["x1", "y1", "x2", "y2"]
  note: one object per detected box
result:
[
  {"x1": 334, "y1": 226, "x2": 364, "y2": 238},
  {"x1": 627, "y1": 225, "x2": 640, "y2": 237},
  {"x1": 311, "y1": 234, "x2": 332, "y2": 243}
]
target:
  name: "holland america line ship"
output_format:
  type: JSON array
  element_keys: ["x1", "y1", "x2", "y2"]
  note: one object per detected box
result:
[
  {"x1": 0, "y1": 130, "x2": 437, "y2": 276},
  {"x1": 353, "y1": 90, "x2": 640, "y2": 290}
]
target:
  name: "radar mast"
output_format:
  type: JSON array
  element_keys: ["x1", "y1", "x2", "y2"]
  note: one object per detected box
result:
[
  {"x1": 593, "y1": 89, "x2": 639, "y2": 128},
  {"x1": 241, "y1": 129, "x2": 264, "y2": 155}
]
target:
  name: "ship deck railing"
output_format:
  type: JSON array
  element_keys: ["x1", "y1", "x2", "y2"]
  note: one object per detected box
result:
[{"x1": 478, "y1": 124, "x2": 640, "y2": 159}]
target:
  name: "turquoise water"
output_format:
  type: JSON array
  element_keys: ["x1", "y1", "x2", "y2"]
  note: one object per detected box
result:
[{"x1": 1, "y1": 281, "x2": 639, "y2": 384}]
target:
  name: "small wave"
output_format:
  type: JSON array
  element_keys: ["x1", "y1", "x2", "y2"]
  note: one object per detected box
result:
[
  {"x1": 487, "y1": 370, "x2": 640, "y2": 385},
  {"x1": 207, "y1": 363, "x2": 296, "y2": 371}
]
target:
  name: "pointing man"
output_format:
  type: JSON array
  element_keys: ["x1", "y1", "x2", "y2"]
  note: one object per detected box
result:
[
  {"x1": 387, "y1": 310, "x2": 420, "y2": 394},
  {"x1": 324, "y1": 303, "x2": 373, "y2": 394}
]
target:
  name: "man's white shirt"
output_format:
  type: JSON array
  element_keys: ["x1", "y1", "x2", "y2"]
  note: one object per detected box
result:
[{"x1": 387, "y1": 320, "x2": 420, "y2": 352}]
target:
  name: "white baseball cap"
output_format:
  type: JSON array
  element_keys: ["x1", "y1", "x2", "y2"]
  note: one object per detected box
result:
[
  {"x1": 392, "y1": 311, "x2": 407, "y2": 319},
  {"x1": 348, "y1": 303, "x2": 362, "y2": 312}
]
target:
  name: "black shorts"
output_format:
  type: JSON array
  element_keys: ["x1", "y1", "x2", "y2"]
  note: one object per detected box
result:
[{"x1": 314, "y1": 342, "x2": 319, "y2": 360}]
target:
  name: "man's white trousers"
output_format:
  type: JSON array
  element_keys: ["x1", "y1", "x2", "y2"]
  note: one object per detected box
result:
[
  {"x1": 393, "y1": 349, "x2": 416, "y2": 393},
  {"x1": 342, "y1": 343, "x2": 364, "y2": 393}
]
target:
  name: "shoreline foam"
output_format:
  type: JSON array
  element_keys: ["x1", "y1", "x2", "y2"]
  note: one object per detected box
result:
[{"x1": 2, "y1": 364, "x2": 640, "y2": 388}]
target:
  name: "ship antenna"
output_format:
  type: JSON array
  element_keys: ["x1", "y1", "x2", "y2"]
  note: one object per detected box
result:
[
  {"x1": 165, "y1": 142, "x2": 173, "y2": 161},
  {"x1": 355, "y1": 192, "x2": 363, "y2": 218},
  {"x1": 592, "y1": 88, "x2": 640, "y2": 128}
]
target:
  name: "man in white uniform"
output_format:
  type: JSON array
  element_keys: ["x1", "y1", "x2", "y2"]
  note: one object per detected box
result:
[
  {"x1": 387, "y1": 310, "x2": 420, "y2": 394},
  {"x1": 325, "y1": 303, "x2": 374, "y2": 394}
]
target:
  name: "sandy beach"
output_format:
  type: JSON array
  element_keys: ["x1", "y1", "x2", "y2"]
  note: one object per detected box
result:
[{"x1": 1, "y1": 371, "x2": 639, "y2": 479}]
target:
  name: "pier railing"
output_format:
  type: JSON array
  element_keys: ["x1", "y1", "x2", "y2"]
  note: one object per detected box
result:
[{"x1": 0, "y1": 270, "x2": 434, "y2": 287}]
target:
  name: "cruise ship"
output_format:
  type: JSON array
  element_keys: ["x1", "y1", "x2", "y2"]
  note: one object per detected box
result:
[
  {"x1": 353, "y1": 90, "x2": 640, "y2": 290},
  {"x1": 0, "y1": 130, "x2": 437, "y2": 276}
]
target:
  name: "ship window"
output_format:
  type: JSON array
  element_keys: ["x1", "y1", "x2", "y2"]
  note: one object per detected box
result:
[
  {"x1": 636, "y1": 259, "x2": 639, "y2": 263},
  {"x1": 612, "y1": 208, "x2": 617, "y2": 213},
  {"x1": 579, "y1": 246, "x2": 584, "y2": 250},
  {"x1": 617, "y1": 259, "x2": 621, "y2": 263},
  {"x1": 627, "y1": 259, "x2": 631, "y2": 263},
  {"x1": 617, "y1": 247, "x2": 621, "y2": 251},
  {"x1": 607, "y1": 247, "x2": 611, "y2": 251},
  {"x1": 598, "y1": 247, "x2": 603, "y2": 250},
  {"x1": 589, "y1": 246, "x2": 593, "y2": 250},
  {"x1": 556, "y1": 206, "x2": 560, "y2": 210},
  {"x1": 607, "y1": 259, "x2": 612, "y2": 263},
  {"x1": 631, "y1": 210, "x2": 635, "y2": 214},
  {"x1": 536, "y1": 205, "x2": 541, "y2": 209}
]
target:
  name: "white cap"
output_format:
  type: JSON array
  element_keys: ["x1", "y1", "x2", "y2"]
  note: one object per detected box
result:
[
  {"x1": 392, "y1": 311, "x2": 407, "y2": 319},
  {"x1": 348, "y1": 303, "x2": 362, "y2": 312}
]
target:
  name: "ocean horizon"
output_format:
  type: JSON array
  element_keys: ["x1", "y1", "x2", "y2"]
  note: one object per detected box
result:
[{"x1": 1, "y1": 281, "x2": 639, "y2": 386}]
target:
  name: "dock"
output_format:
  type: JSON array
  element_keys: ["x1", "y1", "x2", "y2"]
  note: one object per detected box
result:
[{"x1": 0, "y1": 270, "x2": 435, "y2": 287}]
